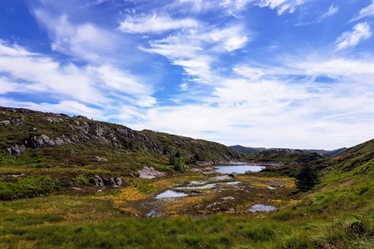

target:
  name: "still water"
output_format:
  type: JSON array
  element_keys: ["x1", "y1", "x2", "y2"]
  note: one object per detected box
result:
[
  {"x1": 214, "y1": 162, "x2": 265, "y2": 174},
  {"x1": 249, "y1": 204, "x2": 276, "y2": 213},
  {"x1": 155, "y1": 190, "x2": 188, "y2": 199}
]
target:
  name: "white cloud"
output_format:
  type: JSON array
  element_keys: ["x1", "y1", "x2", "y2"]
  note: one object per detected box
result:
[
  {"x1": 34, "y1": 10, "x2": 121, "y2": 63},
  {"x1": 336, "y1": 22, "x2": 372, "y2": 50},
  {"x1": 118, "y1": 13, "x2": 198, "y2": 33},
  {"x1": 167, "y1": 0, "x2": 215, "y2": 14},
  {"x1": 209, "y1": 25, "x2": 249, "y2": 52},
  {"x1": 0, "y1": 42, "x2": 155, "y2": 116},
  {"x1": 1, "y1": 42, "x2": 102, "y2": 104},
  {"x1": 2, "y1": 0, "x2": 373, "y2": 150},
  {"x1": 219, "y1": 0, "x2": 254, "y2": 17},
  {"x1": 0, "y1": 40, "x2": 35, "y2": 57},
  {"x1": 233, "y1": 67, "x2": 264, "y2": 80},
  {"x1": 141, "y1": 31, "x2": 214, "y2": 83},
  {"x1": 220, "y1": 0, "x2": 254, "y2": 10},
  {"x1": 173, "y1": 56, "x2": 213, "y2": 83},
  {"x1": 295, "y1": 4, "x2": 339, "y2": 26},
  {"x1": 320, "y1": 4, "x2": 338, "y2": 20},
  {"x1": 256, "y1": 0, "x2": 304, "y2": 15},
  {"x1": 129, "y1": 54, "x2": 373, "y2": 149},
  {"x1": 96, "y1": 65, "x2": 152, "y2": 96},
  {"x1": 351, "y1": 1, "x2": 374, "y2": 22},
  {"x1": 141, "y1": 24, "x2": 249, "y2": 84}
]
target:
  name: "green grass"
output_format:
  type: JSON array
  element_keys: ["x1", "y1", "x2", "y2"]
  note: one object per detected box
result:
[
  {"x1": 1, "y1": 108, "x2": 373, "y2": 248},
  {"x1": 0, "y1": 206, "x2": 372, "y2": 248},
  {"x1": 0, "y1": 175, "x2": 373, "y2": 249}
]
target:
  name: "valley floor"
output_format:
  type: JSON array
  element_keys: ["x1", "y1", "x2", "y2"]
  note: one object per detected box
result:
[{"x1": 1, "y1": 170, "x2": 373, "y2": 249}]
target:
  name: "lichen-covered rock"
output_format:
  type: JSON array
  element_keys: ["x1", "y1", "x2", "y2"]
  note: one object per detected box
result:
[
  {"x1": 93, "y1": 175, "x2": 104, "y2": 187},
  {"x1": 92, "y1": 175, "x2": 123, "y2": 187},
  {"x1": 138, "y1": 166, "x2": 165, "y2": 179},
  {"x1": 115, "y1": 177, "x2": 123, "y2": 187},
  {"x1": 0, "y1": 120, "x2": 10, "y2": 125},
  {"x1": 7, "y1": 144, "x2": 26, "y2": 154}
]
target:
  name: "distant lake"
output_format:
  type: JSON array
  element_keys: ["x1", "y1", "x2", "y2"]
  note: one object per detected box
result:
[{"x1": 213, "y1": 162, "x2": 265, "y2": 174}]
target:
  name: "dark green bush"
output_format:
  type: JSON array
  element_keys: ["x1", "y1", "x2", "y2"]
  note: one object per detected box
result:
[{"x1": 295, "y1": 164, "x2": 320, "y2": 192}]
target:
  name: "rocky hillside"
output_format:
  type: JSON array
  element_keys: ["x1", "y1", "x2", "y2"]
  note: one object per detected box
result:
[
  {"x1": 0, "y1": 106, "x2": 241, "y2": 164},
  {"x1": 0, "y1": 106, "x2": 247, "y2": 200}
]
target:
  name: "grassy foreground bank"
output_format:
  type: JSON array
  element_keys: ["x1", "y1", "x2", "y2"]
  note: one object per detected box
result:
[{"x1": 1, "y1": 174, "x2": 373, "y2": 249}]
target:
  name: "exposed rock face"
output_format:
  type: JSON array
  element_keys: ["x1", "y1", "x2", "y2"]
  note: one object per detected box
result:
[
  {"x1": 1, "y1": 106, "x2": 240, "y2": 162},
  {"x1": 4, "y1": 114, "x2": 164, "y2": 155},
  {"x1": 27, "y1": 134, "x2": 68, "y2": 148},
  {"x1": 93, "y1": 175, "x2": 123, "y2": 187},
  {"x1": 7, "y1": 144, "x2": 26, "y2": 155},
  {"x1": 0, "y1": 120, "x2": 11, "y2": 125},
  {"x1": 94, "y1": 175, "x2": 104, "y2": 187},
  {"x1": 138, "y1": 166, "x2": 165, "y2": 179}
]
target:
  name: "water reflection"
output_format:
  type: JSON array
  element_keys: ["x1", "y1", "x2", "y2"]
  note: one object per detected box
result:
[
  {"x1": 155, "y1": 190, "x2": 188, "y2": 199},
  {"x1": 214, "y1": 162, "x2": 265, "y2": 174},
  {"x1": 249, "y1": 204, "x2": 276, "y2": 213}
]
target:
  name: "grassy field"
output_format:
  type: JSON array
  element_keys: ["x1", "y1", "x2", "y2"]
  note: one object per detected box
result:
[
  {"x1": 1, "y1": 108, "x2": 373, "y2": 248},
  {"x1": 1, "y1": 169, "x2": 373, "y2": 249}
]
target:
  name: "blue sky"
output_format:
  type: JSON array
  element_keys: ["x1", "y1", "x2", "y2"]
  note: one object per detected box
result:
[{"x1": 1, "y1": 0, "x2": 373, "y2": 149}]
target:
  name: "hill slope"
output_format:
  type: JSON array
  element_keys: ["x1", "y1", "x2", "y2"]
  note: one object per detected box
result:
[
  {"x1": 294, "y1": 138, "x2": 374, "y2": 216},
  {"x1": 0, "y1": 106, "x2": 373, "y2": 248},
  {"x1": 0, "y1": 106, "x2": 243, "y2": 199},
  {"x1": 0, "y1": 106, "x2": 241, "y2": 163}
]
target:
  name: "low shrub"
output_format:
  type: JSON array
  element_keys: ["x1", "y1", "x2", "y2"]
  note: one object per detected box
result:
[{"x1": 0, "y1": 176, "x2": 59, "y2": 200}]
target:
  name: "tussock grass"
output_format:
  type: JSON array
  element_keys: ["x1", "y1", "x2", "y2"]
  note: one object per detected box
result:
[{"x1": 1, "y1": 182, "x2": 373, "y2": 249}]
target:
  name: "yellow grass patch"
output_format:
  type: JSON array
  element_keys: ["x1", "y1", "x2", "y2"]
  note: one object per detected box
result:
[
  {"x1": 164, "y1": 196, "x2": 206, "y2": 212},
  {"x1": 148, "y1": 178, "x2": 178, "y2": 190},
  {"x1": 109, "y1": 187, "x2": 149, "y2": 201}
]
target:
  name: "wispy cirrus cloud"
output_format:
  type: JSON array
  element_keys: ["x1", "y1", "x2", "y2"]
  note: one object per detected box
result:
[
  {"x1": 138, "y1": 24, "x2": 249, "y2": 85},
  {"x1": 256, "y1": 0, "x2": 304, "y2": 15},
  {"x1": 319, "y1": 4, "x2": 339, "y2": 20},
  {"x1": 118, "y1": 13, "x2": 199, "y2": 33},
  {"x1": 335, "y1": 22, "x2": 371, "y2": 51},
  {"x1": 350, "y1": 1, "x2": 374, "y2": 22},
  {"x1": 294, "y1": 4, "x2": 338, "y2": 26}
]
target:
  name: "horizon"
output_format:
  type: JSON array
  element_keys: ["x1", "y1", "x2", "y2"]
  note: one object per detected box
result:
[
  {"x1": 1, "y1": 0, "x2": 373, "y2": 150},
  {"x1": 0, "y1": 104, "x2": 364, "y2": 151}
]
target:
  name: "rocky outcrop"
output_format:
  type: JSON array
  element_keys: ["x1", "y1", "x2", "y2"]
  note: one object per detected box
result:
[
  {"x1": 7, "y1": 144, "x2": 26, "y2": 155},
  {"x1": 93, "y1": 175, "x2": 123, "y2": 187},
  {"x1": 1, "y1": 106, "x2": 241, "y2": 162},
  {"x1": 138, "y1": 166, "x2": 165, "y2": 179},
  {"x1": 0, "y1": 120, "x2": 11, "y2": 125},
  {"x1": 27, "y1": 134, "x2": 72, "y2": 148},
  {"x1": 6, "y1": 134, "x2": 74, "y2": 154}
]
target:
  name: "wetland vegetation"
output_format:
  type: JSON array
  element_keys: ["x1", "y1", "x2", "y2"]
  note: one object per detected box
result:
[{"x1": 0, "y1": 107, "x2": 373, "y2": 248}]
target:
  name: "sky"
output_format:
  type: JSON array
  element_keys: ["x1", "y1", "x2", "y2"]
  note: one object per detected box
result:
[{"x1": 0, "y1": 0, "x2": 373, "y2": 150}]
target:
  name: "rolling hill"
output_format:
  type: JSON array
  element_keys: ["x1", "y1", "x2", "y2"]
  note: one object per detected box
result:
[{"x1": 0, "y1": 106, "x2": 373, "y2": 248}]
